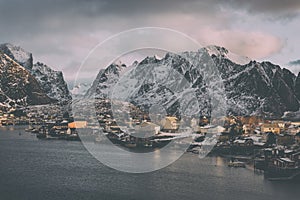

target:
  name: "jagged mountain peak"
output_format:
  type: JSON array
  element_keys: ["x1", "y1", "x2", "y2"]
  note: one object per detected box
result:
[
  {"x1": 204, "y1": 45, "x2": 252, "y2": 65},
  {"x1": 135, "y1": 46, "x2": 252, "y2": 67},
  {"x1": 108, "y1": 61, "x2": 127, "y2": 72},
  {"x1": 31, "y1": 62, "x2": 71, "y2": 104},
  {"x1": 0, "y1": 43, "x2": 33, "y2": 70},
  {"x1": 0, "y1": 51, "x2": 54, "y2": 110},
  {"x1": 0, "y1": 43, "x2": 71, "y2": 107},
  {"x1": 205, "y1": 45, "x2": 229, "y2": 56},
  {"x1": 139, "y1": 55, "x2": 162, "y2": 65},
  {"x1": 86, "y1": 47, "x2": 300, "y2": 118}
]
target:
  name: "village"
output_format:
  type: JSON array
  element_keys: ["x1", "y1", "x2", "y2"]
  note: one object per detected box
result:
[{"x1": 1, "y1": 100, "x2": 300, "y2": 180}]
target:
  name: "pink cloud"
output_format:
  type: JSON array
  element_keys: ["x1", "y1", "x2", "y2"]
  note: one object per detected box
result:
[
  {"x1": 150, "y1": 12, "x2": 284, "y2": 60},
  {"x1": 192, "y1": 28, "x2": 284, "y2": 59}
]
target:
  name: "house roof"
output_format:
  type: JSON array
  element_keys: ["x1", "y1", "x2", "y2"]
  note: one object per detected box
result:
[
  {"x1": 165, "y1": 116, "x2": 178, "y2": 121},
  {"x1": 262, "y1": 123, "x2": 279, "y2": 128},
  {"x1": 68, "y1": 121, "x2": 87, "y2": 129},
  {"x1": 284, "y1": 150, "x2": 294, "y2": 154},
  {"x1": 234, "y1": 139, "x2": 246, "y2": 144},
  {"x1": 279, "y1": 158, "x2": 295, "y2": 163}
]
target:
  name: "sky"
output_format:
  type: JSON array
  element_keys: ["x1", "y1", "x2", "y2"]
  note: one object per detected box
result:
[{"x1": 0, "y1": 0, "x2": 300, "y2": 87}]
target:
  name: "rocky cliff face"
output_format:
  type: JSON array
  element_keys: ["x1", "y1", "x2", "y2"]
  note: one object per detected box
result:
[
  {"x1": 31, "y1": 62, "x2": 71, "y2": 104},
  {"x1": 86, "y1": 46, "x2": 300, "y2": 118},
  {"x1": 0, "y1": 43, "x2": 71, "y2": 108},
  {"x1": 295, "y1": 72, "x2": 300, "y2": 100},
  {"x1": 0, "y1": 43, "x2": 33, "y2": 70},
  {"x1": 211, "y1": 56, "x2": 299, "y2": 116},
  {"x1": 0, "y1": 52, "x2": 54, "y2": 109}
]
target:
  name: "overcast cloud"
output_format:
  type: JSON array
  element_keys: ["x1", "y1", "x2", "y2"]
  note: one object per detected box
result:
[{"x1": 0, "y1": 0, "x2": 299, "y2": 84}]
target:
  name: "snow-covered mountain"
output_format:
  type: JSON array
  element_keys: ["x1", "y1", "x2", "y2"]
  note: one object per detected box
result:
[
  {"x1": 213, "y1": 54, "x2": 299, "y2": 117},
  {"x1": 0, "y1": 43, "x2": 71, "y2": 109},
  {"x1": 205, "y1": 45, "x2": 251, "y2": 65},
  {"x1": 85, "y1": 45, "x2": 300, "y2": 118},
  {"x1": 31, "y1": 62, "x2": 71, "y2": 104},
  {"x1": 0, "y1": 43, "x2": 33, "y2": 70},
  {"x1": 71, "y1": 83, "x2": 91, "y2": 98},
  {"x1": 0, "y1": 51, "x2": 54, "y2": 110},
  {"x1": 85, "y1": 62, "x2": 127, "y2": 98},
  {"x1": 3, "y1": 43, "x2": 71, "y2": 103}
]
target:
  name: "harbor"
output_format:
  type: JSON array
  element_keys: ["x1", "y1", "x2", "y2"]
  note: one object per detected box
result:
[
  {"x1": 1, "y1": 102, "x2": 300, "y2": 181},
  {"x1": 1, "y1": 125, "x2": 300, "y2": 200}
]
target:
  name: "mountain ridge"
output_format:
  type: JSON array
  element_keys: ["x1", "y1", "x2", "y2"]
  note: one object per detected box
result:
[
  {"x1": 0, "y1": 43, "x2": 71, "y2": 110},
  {"x1": 0, "y1": 51, "x2": 55, "y2": 110},
  {"x1": 85, "y1": 45, "x2": 300, "y2": 118}
]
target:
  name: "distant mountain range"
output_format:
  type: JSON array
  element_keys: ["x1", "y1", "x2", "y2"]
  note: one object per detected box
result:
[
  {"x1": 70, "y1": 83, "x2": 91, "y2": 98},
  {"x1": 1, "y1": 43, "x2": 299, "y2": 119},
  {"x1": 86, "y1": 45, "x2": 300, "y2": 119},
  {"x1": 0, "y1": 43, "x2": 71, "y2": 111}
]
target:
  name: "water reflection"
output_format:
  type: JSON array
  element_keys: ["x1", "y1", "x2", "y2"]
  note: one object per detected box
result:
[{"x1": 0, "y1": 127, "x2": 300, "y2": 200}]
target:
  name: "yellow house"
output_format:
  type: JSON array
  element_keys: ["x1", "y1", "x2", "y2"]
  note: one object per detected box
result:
[
  {"x1": 261, "y1": 123, "x2": 281, "y2": 134},
  {"x1": 161, "y1": 116, "x2": 179, "y2": 133},
  {"x1": 291, "y1": 122, "x2": 300, "y2": 126},
  {"x1": 271, "y1": 120, "x2": 285, "y2": 128}
]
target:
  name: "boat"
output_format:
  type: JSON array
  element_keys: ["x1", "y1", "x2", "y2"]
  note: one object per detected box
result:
[
  {"x1": 187, "y1": 146, "x2": 202, "y2": 154},
  {"x1": 36, "y1": 133, "x2": 46, "y2": 139},
  {"x1": 228, "y1": 161, "x2": 246, "y2": 168},
  {"x1": 124, "y1": 142, "x2": 137, "y2": 148},
  {"x1": 31, "y1": 128, "x2": 40, "y2": 134},
  {"x1": 266, "y1": 166, "x2": 300, "y2": 181},
  {"x1": 66, "y1": 134, "x2": 80, "y2": 141},
  {"x1": 143, "y1": 143, "x2": 153, "y2": 148},
  {"x1": 25, "y1": 126, "x2": 34, "y2": 132}
]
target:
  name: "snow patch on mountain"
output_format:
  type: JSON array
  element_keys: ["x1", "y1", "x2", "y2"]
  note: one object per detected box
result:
[
  {"x1": 71, "y1": 83, "x2": 91, "y2": 97},
  {"x1": 0, "y1": 43, "x2": 33, "y2": 69},
  {"x1": 205, "y1": 45, "x2": 251, "y2": 65},
  {"x1": 31, "y1": 62, "x2": 71, "y2": 104},
  {"x1": 0, "y1": 43, "x2": 72, "y2": 105},
  {"x1": 0, "y1": 51, "x2": 54, "y2": 110},
  {"x1": 85, "y1": 45, "x2": 300, "y2": 117}
]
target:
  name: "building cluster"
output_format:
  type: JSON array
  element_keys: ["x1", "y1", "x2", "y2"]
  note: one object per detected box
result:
[
  {"x1": 254, "y1": 146, "x2": 300, "y2": 180},
  {"x1": 0, "y1": 104, "x2": 82, "y2": 140},
  {"x1": 0, "y1": 109, "x2": 30, "y2": 126},
  {"x1": 216, "y1": 116, "x2": 300, "y2": 149},
  {"x1": 2, "y1": 99, "x2": 300, "y2": 156}
]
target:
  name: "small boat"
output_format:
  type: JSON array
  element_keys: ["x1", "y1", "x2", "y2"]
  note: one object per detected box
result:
[
  {"x1": 25, "y1": 126, "x2": 34, "y2": 132},
  {"x1": 188, "y1": 146, "x2": 202, "y2": 154},
  {"x1": 36, "y1": 133, "x2": 46, "y2": 139},
  {"x1": 124, "y1": 142, "x2": 137, "y2": 148},
  {"x1": 31, "y1": 128, "x2": 40, "y2": 134},
  {"x1": 228, "y1": 161, "x2": 246, "y2": 168},
  {"x1": 66, "y1": 134, "x2": 80, "y2": 141},
  {"x1": 143, "y1": 143, "x2": 153, "y2": 148},
  {"x1": 266, "y1": 166, "x2": 300, "y2": 181}
]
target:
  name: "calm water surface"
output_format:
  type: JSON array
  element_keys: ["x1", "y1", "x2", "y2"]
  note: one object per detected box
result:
[{"x1": 0, "y1": 126, "x2": 300, "y2": 200}]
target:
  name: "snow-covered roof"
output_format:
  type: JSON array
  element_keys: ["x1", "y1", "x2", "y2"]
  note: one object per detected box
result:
[
  {"x1": 234, "y1": 139, "x2": 246, "y2": 144},
  {"x1": 279, "y1": 158, "x2": 294, "y2": 163},
  {"x1": 254, "y1": 142, "x2": 265, "y2": 146}
]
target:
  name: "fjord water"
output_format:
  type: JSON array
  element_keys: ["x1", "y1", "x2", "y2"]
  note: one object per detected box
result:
[{"x1": 0, "y1": 126, "x2": 299, "y2": 200}]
